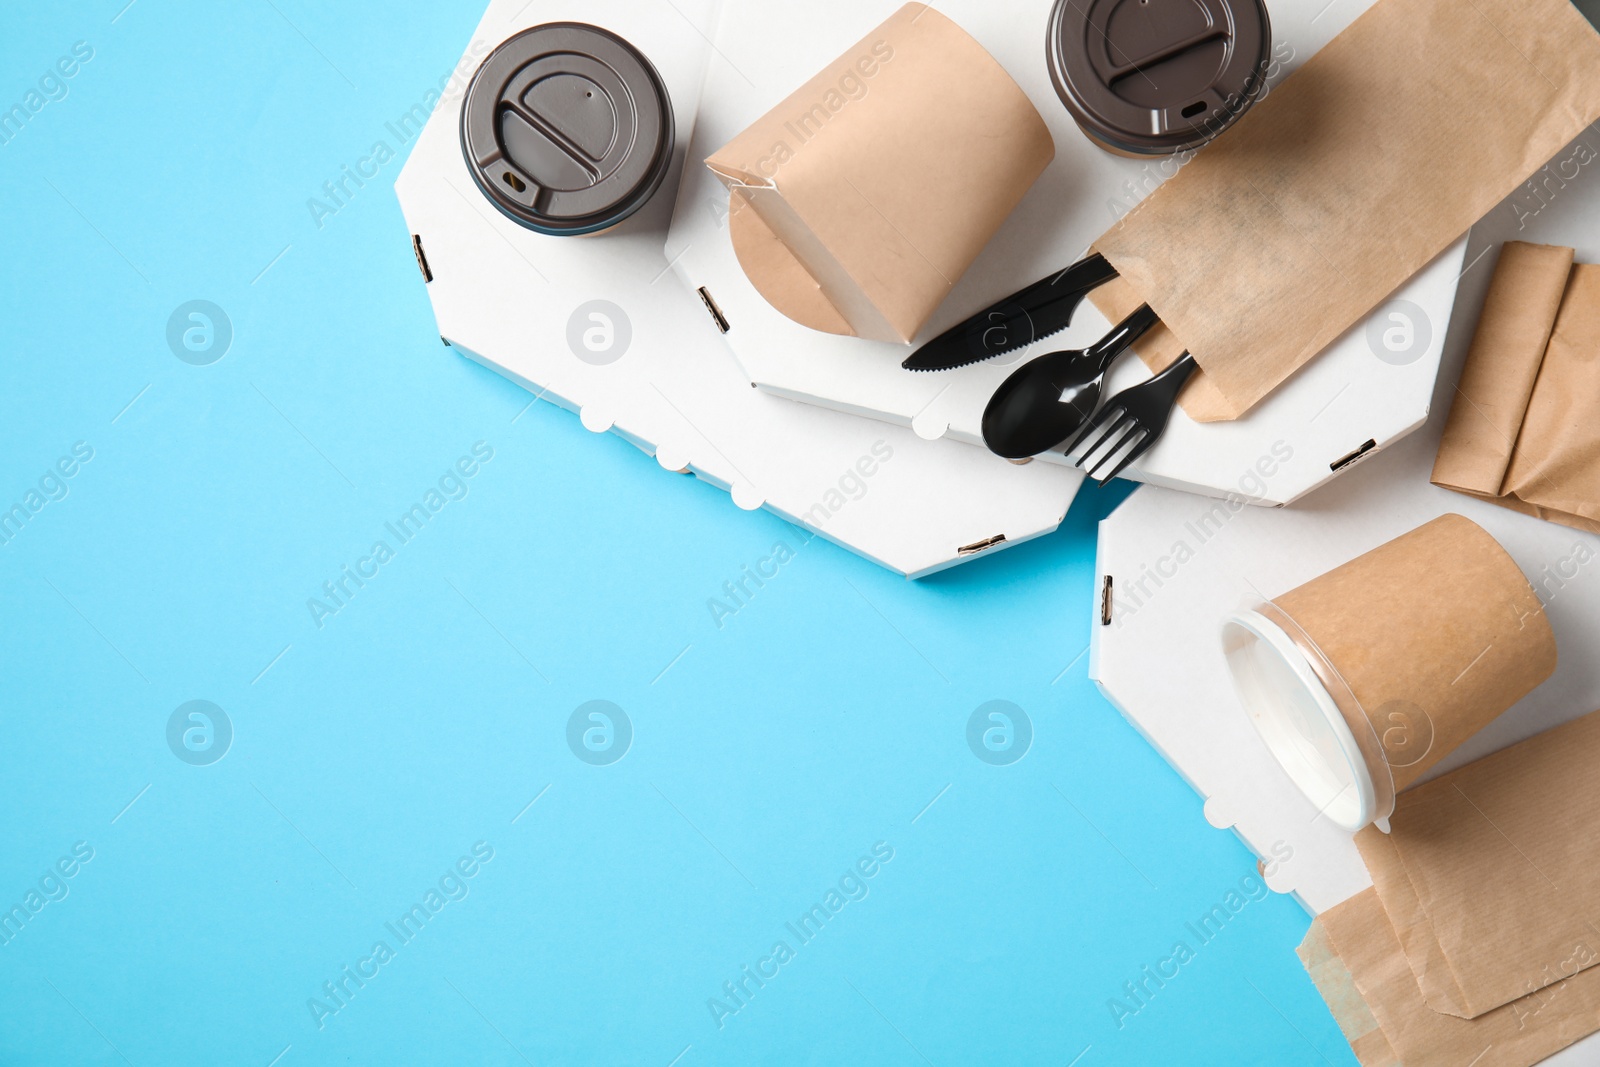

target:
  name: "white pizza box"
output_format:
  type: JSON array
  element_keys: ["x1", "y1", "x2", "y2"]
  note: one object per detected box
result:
[
  {"x1": 664, "y1": 0, "x2": 1466, "y2": 506},
  {"x1": 1094, "y1": 152, "x2": 1600, "y2": 1063},
  {"x1": 1089, "y1": 139, "x2": 1600, "y2": 917},
  {"x1": 1090, "y1": 428, "x2": 1600, "y2": 911},
  {"x1": 1090, "y1": 431, "x2": 1600, "y2": 1067},
  {"x1": 395, "y1": 0, "x2": 1087, "y2": 578}
]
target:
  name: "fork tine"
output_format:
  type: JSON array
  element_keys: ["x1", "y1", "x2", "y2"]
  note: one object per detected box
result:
[
  {"x1": 1094, "y1": 430, "x2": 1152, "y2": 485},
  {"x1": 1067, "y1": 408, "x2": 1128, "y2": 465},
  {"x1": 1059, "y1": 402, "x2": 1120, "y2": 456},
  {"x1": 1075, "y1": 415, "x2": 1139, "y2": 467},
  {"x1": 1083, "y1": 424, "x2": 1144, "y2": 480},
  {"x1": 1067, "y1": 351, "x2": 1197, "y2": 480},
  {"x1": 1058, "y1": 416, "x2": 1100, "y2": 458}
]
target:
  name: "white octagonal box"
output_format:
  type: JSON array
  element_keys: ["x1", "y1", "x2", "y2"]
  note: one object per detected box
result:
[
  {"x1": 1089, "y1": 161, "x2": 1600, "y2": 918},
  {"x1": 665, "y1": 0, "x2": 1467, "y2": 506},
  {"x1": 394, "y1": 0, "x2": 1088, "y2": 578}
]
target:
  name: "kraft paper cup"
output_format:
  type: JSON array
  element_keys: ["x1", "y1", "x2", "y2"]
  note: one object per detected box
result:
[{"x1": 1221, "y1": 514, "x2": 1557, "y2": 831}]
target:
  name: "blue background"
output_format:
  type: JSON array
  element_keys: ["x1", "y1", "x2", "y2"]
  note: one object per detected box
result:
[{"x1": 0, "y1": 2, "x2": 1354, "y2": 1064}]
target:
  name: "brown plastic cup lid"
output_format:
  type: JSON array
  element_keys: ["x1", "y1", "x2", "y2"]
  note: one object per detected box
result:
[
  {"x1": 1047, "y1": 0, "x2": 1270, "y2": 155},
  {"x1": 461, "y1": 23, "x2": 674, "y2": 236},
  {"x1": 1579, "y1": 0, "x2": 1600, "y2": 33}
]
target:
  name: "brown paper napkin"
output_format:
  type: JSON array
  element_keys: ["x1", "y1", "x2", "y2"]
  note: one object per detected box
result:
[
  {"x1": 1435, "y1": 243, "x2": 1600, "y2": 533},
  {"x1": 1297, "y1": 712, "x2": 1600, "y2": 1066},
  {"x1": 1505, "y1": 263, "x2": 1600, "y2": 525},
  {"x1": 1298, "y1": 914, "x2": 1406, "y2": 1067},
  {"x1": 1353, "y1": 711, "x2": 1600, "y2": 1020},
  {"x1": 1089, "y1": 0, "x2": 1600, "y2": 422},
  {"x1": 1432, "y1": 244, "x2": 1573, "y2": 506},
  {"x1": 1305, "y1": 889, "x2": 1600, "y2": 1067}
]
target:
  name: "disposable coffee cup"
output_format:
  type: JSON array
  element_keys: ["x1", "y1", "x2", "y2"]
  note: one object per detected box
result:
[
  {"x1": 1221, "y1": 514, "x2": 1557, "y2": 831},
  {"x1": 461, "y1": 23, "x2": 674, "y2": 236},
  {"x1": 1046, "y1": 0, "x2": 1271, "y2": 156}
]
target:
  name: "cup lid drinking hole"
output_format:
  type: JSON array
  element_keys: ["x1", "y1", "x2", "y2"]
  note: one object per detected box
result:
[
  {"x1": 460, "y1": 23, "x2": 675, "y2": 236},
  {"x1": 1047, "y1": 0, "x2": 1271, "y2": 155}
]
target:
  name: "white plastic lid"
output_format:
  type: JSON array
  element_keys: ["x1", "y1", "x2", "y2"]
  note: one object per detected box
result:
[{"x1": 1221, "y1": 609, "x2": 1376, "y2": 831}]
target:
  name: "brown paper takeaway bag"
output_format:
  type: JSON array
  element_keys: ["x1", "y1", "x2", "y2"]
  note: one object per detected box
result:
[
  {"x1": 1355, "y1": 712, "x2": 1600, "y2": 1020},
  {"x1": 706, "y1": 5, "x2": 1053, "y2": 344},
  {"x1": 1304, "y1": 887, "x2": 1600, "y2": 1067},
  {"x1": 1302, "y1": 712, "x2": 1600, "y2": 1067},
  {"x1": 1089, "y1": 0, "x2": 1600, "y2": 421}
]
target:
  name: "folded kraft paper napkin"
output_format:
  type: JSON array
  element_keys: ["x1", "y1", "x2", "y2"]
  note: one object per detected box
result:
[
  {"x1": 706, "y1": 4, "x2": 1054, "y2": 344},
  {"x1": 1303, "y1": 889, "x2": 1600, "y2": 1067},
  {"x1": 1087, "y1": 0, "x2": 1600, "y2": 421},
  {"x1": 1432, "y1": 242, "x2": 1600, "y2": 535},
  {"x1": 1299, "y1": 711, "x2": 1600, "y2": 1066},
  {"x1": 1354, "y1": 711, "x2": 1600, "y2": 1020}
]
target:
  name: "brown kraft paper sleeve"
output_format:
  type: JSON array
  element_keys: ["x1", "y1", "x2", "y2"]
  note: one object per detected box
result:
[
  {"x1": 1270, "y1": 515, "x2": 1557, "y2": 793},
  {"x1": 1431, "y1": 242, "x2": 1575, "y2": 502},
  {"x1": 1315, "y1": 885, "x2": 1600, "y2": 1067},
  {"x1": 1088, "y1": 0, "x2": 1600, "y2": 421},
  {"x1": 1086, "y1": 276, "x2": 1221, "y2": 411},
  {"x1": 1297, "y1": 919, "x2": 1400, "y2": 1067},
  {"x1": 1351, "y1": 711, "x2": 1600, "y2": 1020},
  {"x1": 1352, "y1": 828, "x2": 1469, "y2": 1018}
]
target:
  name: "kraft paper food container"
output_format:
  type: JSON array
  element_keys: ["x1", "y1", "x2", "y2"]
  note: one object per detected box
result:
[
  {"x1": 461, "y1": 23, "x2": 674, "y2": 237},
  {"x1": 704, "y1": 3, "x2": 1054, "y2": 344},
  {"x1": 1046, "y1": 0, "x2": 1271, "y2": 157},
  {"x1": 1221, "y1": 514, "x2": 1557, "y2": 832}
]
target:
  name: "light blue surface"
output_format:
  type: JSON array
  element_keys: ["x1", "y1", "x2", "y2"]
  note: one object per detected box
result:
[{"x1": 0, "y1": 3, "x2": 1357, "y2": 1064}]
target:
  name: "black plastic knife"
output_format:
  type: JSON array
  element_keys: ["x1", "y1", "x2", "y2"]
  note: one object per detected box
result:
[{"x1": 902, "y1": 252, "x2": 1120, "y2": 372}]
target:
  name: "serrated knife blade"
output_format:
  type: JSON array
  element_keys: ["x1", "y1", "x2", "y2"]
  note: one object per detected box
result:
[{"x1": 902, "y1": 252, "x2": 1120, "y2": 372}]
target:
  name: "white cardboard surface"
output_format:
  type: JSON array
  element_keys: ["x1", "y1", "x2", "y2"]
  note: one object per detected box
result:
[
  {"x1": 664, "y1": 0, "x2": 1464, "y2": 506},
  {"x1": 1092, "y1": 426, "x2": 1600, "y2": 911},
  {"x1": 395, "y1": 0, "x2": 1087, "y2": 578},
  {"x1": 1090, "y1": 132, "x2": 1600, "y2": 918}
]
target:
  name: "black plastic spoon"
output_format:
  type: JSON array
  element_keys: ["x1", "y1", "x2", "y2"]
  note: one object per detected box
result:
[{"x1": 981, "y1": 304, "x2": 1160, "y2": 460}]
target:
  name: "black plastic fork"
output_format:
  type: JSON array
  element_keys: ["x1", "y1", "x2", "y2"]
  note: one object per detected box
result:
[{"x1": 1062, "y1": 353, "x2": 1198, "y2": 485}]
